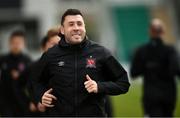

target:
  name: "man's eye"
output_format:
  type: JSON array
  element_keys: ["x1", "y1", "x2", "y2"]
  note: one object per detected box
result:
[
  {"x1": 69, "y1": 23, "x2": 74, "y2": 26},
  {"x1": 77, "y1": 22, "x2": 82, "y2": 26}
]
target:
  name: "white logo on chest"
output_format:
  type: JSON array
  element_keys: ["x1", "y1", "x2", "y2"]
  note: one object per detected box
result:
[{"x1": 58, "y1": 61, "x2": 65, "y2": 67}]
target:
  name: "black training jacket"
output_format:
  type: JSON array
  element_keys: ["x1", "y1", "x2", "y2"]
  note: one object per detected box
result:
[
  {"x1": 33, "y1": 37, "x2": 130, "y2": 117},
  {"x1": 130, "y1": 37, "x2": 180, "y2": 101},
  {"x1": 0, "y1": 53, "x2": 31, "y2": 114}
]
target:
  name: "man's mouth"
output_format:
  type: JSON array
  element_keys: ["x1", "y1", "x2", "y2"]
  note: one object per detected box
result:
[
  {"x1": 72, "y1": 33, "x2": 81, "y2": 36},
  {"x1": 72, "y1": 34, "x2": 81, "y2": 39}
]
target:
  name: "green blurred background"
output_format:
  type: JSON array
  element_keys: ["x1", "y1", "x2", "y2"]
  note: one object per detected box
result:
[{"x1": 111, "y1": 80, "x2": 180, "y2": 117}]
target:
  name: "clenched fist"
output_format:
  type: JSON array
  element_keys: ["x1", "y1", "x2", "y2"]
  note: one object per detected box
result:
[
  {"x1": 37, "y1": 102, "x2": 46, "y2": 112},
  {"x1": 42, "y1": 88, "x2": 57, "y2": 107}
]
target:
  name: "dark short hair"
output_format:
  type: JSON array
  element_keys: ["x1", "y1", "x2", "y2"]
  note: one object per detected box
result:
[
  {"x1": 9, "y1": 30, "x2": 25, "y2": 41},
  {"x1": 61, "y1": 9, "x2": 83, "y2": 25},
  {"x1": 41, "y1": 36, "x2": 49, "y2": 48}
]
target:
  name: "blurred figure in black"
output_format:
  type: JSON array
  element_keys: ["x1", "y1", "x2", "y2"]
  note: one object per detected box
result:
[
  {"x1": 0, "y1": 30, "x2": 32, "y2": 116},
  {"x1": 27, "y1": 28, "x2": 61, "y2": 116},
  {"x1": 130, "y1": 18, "x2": 180, "y2": 117}
]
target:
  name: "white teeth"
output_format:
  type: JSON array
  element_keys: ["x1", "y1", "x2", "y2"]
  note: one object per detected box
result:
[
  {"x1": 72, "y1": 34, "x2": 80, "y2": 36},
  {"x1": 72, "y1": 32, "x2": 81, "y2": 36}
]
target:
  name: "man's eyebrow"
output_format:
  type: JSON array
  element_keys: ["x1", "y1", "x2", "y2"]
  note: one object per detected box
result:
[
  {"x1": 68, "y1": 21, "x2": 75, "y2": 23},
  {"x1": 68, "y1": 20, "x2": 82, "y2": 22}
]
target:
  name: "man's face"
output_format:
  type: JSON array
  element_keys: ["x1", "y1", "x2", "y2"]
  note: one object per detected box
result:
[
  {"x1": 149, "y1": 18, "x2": 164, "y2": 38},
  {"x1": 9, "y1": 36, "x2": 25, "y2": 54},
  {"x1": 61, "y1": 15, "x2": 86, "y2": 45}
]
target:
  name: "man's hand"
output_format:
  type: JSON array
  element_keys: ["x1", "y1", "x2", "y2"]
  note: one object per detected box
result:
[
  {"x1": 84, "y1": 74, "x2": 98, "y2": 93},
  {"x1": 29, "y1": 102, "x2": 37, "y2": 112},
  {"x1": 37, "y1": 102, "x2": 46, "y2": 112},
  {"x1": 11, "y1": 69, "x2": 19, "y2": 80},
  {"x1": 42, "y1": 88, "x2": 57, "y2": 107}
]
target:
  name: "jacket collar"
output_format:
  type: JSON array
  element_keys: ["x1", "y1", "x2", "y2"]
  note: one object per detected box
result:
[
  {"x1": 150, "y1": 37, "x2": 163, "y2": 46},
  {"x1": 8, "y1": 52, "x2": 23, "y2": 59},
  {"x1": 58, "y1": 35, "x2": 88, "y2": 49}
]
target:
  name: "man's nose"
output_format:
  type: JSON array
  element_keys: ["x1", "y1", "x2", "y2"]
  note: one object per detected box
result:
[{"x1": 73, "y1": 24, "x2": 79, "y2": 30}]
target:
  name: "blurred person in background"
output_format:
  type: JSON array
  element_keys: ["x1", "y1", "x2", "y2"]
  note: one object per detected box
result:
[
  {"x1": 27, "y1": 27, "x2": 61, "y2": 116},
  {"x1": 0, "y1": 30, "x2": 32, "y2": 116},
  {"x1": 130, "y1": 18, "x2": 180, "y2": 117},
  {"x1": 33, "y1": 9, "x2": 130, "y2": 117},
  {"x1": 45, "y1": 27, "x2": 61, "y2": 52}
]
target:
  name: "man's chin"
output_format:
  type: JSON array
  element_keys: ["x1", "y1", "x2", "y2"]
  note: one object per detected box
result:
[{"x1": 71, "y1": 38, "x2": 83, "y2": 44}]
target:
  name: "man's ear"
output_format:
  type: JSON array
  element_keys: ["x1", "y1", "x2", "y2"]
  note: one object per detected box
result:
[{"x1": 60, "y1": 26, "x2": 64, "y2": 35}]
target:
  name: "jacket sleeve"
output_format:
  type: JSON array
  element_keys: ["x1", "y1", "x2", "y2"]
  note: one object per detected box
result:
[
  {"x1": 97, "y1": 49, "x2": 130, "y2": 95},
  {"x1": 168, "y1": 47, "x2": 180, "y2": 77},
  {"x1": 130, "y1": 48, "x2": 145, "y2": 78},
  {"x1": 31, "y1": 52, "x2": 50, "y2": 103},
  {"x1": 26, "y1": 63, "x2": 40, "y2": 104}
]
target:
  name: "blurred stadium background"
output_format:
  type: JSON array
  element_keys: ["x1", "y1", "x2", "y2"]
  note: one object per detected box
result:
[{"x1": 0, "y1": 0, "x2": 179, "y2": 117}]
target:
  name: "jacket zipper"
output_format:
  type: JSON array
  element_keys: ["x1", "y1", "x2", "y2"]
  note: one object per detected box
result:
[{"x1": 75, "y1": 49, "x2": 78, "y2": 116}]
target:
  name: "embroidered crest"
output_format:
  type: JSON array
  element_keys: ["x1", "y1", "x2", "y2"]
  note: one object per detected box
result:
[
  {"x1": 18, "y1": 63, "x2": 25, "y2": 72},
  {"x1": 86, "y1": 56, "x2": 96, "y2": 68}
]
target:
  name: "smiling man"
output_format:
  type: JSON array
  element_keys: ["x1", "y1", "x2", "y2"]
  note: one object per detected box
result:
[
  {"x1": 33, "y1": 9, "x2": 130, "y2": 117},
  {"x1": 60, "y1": 14, "x2": 86, "y2": 44}
]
